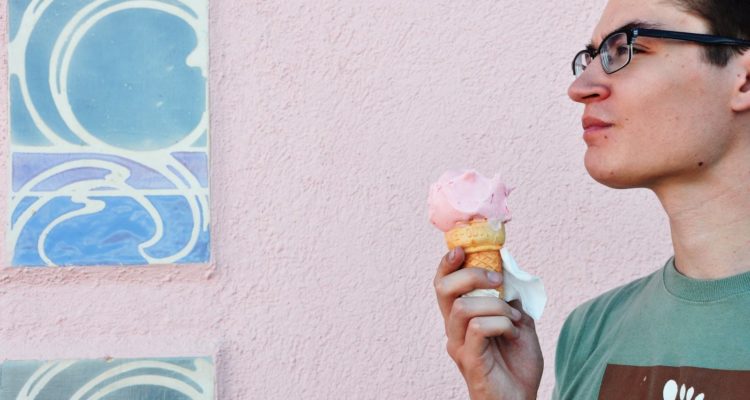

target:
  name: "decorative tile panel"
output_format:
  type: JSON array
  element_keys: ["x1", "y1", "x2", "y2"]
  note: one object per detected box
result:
[
  {"x1": 8, "y1": 0, "x2": 210, "y2": 266},
  {"x1": 0, "y1": 357, "x2": 214, "y2": 399}
]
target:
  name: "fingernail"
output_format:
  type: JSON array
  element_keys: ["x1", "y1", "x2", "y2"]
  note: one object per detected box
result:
[
  {"x1": 448, "y1": 248, "x2": 456, "y2": 262},
  {"x1": 511, "y1": 308, "x2": 522, "y2": 321},
  {"x1": 487, "y1": 271, "x2": 502, "y2": 283}
]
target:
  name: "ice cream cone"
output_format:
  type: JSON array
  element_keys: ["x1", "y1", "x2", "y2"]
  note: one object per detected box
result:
[{"x1": 444, "y1": 219, "x2": 505, "y2": 298}]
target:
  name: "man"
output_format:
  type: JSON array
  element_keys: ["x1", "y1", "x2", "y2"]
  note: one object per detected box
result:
[{"x1": 433, "y1": 0, "x2": 750, "y2": 398}]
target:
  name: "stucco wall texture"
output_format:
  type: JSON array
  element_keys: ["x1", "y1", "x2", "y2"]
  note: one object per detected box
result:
[{"x1": 0, "y1": 1, "x2": 674, "y2": 398}]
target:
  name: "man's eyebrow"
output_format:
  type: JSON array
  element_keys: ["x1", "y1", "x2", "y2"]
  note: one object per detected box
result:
[{"x1": 586, "y1": 20, "x2": 665, "y2": 50}]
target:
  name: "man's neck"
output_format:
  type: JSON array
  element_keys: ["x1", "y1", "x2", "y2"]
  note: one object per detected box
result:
[{"x1": 653, "y1": 167, "x2": 750, "y2": 280}]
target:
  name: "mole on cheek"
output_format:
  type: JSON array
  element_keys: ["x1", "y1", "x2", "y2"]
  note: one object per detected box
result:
[{"x1": 698, "y1": 162, "x2": 704, "y2": 167}]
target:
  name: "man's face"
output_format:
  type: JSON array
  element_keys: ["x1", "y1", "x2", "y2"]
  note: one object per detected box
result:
[{"x1": 568, "y1": 0, "x2": 738, "y2": 189}]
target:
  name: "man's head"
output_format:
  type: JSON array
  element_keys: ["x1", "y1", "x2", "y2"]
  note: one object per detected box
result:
[{"x1": 567, "y1": 0, "x2": 750, "y2": 190}]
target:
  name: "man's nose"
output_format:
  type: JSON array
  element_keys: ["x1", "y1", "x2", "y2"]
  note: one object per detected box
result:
[{"x1": 568, "y1": 62, "x2": 611, "y2": 104}]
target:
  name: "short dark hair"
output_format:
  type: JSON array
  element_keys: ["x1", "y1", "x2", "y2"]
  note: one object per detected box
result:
[{"x1": 671, "y1": 0, "x2": 750, "y2": 66}]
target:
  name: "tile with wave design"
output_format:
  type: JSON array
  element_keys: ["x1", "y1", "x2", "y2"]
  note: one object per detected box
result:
[
  {"x1": 8, "y1": 0, "x2": 210, "y2": 266},
  {"x1": 0, "y1": 357, "x2": 214, "y2": 400}
]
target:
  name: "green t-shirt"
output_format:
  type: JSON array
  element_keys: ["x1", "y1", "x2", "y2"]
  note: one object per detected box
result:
[{"x1": 552, "y1": 257, "x2": 750, "y2": 400}]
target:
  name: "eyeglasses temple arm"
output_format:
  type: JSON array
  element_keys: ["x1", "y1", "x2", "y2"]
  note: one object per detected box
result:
[{"x1": 636, "y1": 28, "x2": 750, "y2": 47}]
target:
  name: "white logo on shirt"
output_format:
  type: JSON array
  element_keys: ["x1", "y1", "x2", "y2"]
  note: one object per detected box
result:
[{"x1": 663, "y1": 379, "x2": 705, "y2": 400}]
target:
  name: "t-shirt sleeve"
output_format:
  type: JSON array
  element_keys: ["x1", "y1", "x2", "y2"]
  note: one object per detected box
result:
[{"x1": 552, "y1": 308, "x2": 582, "y2": 399}]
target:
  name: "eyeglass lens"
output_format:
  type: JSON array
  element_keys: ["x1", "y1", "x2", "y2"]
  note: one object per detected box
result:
[
  {"x1": 574, "y1": 32, "x2": 631, "y2": 77},
  {"x1": 602, "y1": 32, "x2": 630, "y2": 73}
]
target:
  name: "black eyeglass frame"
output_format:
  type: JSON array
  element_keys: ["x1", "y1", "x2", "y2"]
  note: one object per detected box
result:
[{"x1": 572, "y1": 28, "x2": 750, "y2": 76}]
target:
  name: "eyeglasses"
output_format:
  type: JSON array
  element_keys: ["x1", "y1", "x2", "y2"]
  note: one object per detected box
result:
[{"x1": 572, "y1": 27, "x2": 750, "y2": 77}]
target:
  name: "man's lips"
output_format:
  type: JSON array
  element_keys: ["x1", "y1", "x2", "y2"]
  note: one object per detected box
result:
[
  {"x1": 581, "y1": 116, "x2": 614, "y2": 144},
  {"x1": 582, "y1": 116, "x2": 613, "y2": 131}
]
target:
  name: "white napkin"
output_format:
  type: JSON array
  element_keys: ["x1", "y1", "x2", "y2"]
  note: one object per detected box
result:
[{"x1": 463, "y1": 248, "x2": 546, "y2": 320}]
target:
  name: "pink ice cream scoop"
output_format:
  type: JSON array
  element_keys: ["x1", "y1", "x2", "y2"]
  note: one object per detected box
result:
[
  {"x1": 428, "y1": 169, "x2": 511, "y2": 232},
  {"x1": 428, "y1": 169, "x2": 511, "y2": 298}
]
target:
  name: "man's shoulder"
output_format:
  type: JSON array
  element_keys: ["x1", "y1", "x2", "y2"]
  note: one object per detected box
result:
[
  {"x1": 567, "y1": 267, "x2": 662, "y2": 326},
  {"x1": 558, "y1": 264, "x2": 666, "y2": 353},
  {"x1": 554, "y1": 265, "x2": 666, "y2": 388}
]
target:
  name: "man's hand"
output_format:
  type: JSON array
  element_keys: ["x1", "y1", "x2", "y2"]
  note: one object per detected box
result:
[{"x1": 434, "y1": 247, "x2": 543, "y2": 400}]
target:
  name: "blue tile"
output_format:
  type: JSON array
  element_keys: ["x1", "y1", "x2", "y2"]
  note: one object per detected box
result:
[
  {"x1": 0, "y1": 357, "x2": 214, "y2": 399},
  {"x1": 8, "y1": 0, "x2": 210, "y2": 266}
]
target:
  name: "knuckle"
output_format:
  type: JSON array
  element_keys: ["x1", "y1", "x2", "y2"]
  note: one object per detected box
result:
[
  {"x1": 446, "y1": 342, "x2": 464, "y2": 369},
  {"x1": 445, "y1": 340, "x2": 458, "y2": 358},
  {"x1": 446, "y1": 342, "x2": 463, "y2": 369},
  {"x1": 467, "y1": 318, "x2": 483, "y2": 334},
  {"x1": 451, "y1": 298, "x2": 468, "y2": 317},
  {"x1": 433, "y1": 279, "x2": 446, "y2": 296}
]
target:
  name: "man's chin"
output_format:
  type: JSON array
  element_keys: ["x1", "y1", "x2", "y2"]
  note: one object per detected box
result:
[{"x1": 584, "y1": 162, "x2": 643, "y2": 190}]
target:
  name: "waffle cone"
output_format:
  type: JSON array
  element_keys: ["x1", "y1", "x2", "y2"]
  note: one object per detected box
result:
[{"x1": 445, "y1": 219, "x2": 505, "y2": 298}]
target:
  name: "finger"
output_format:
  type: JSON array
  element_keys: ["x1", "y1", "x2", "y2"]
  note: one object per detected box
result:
[
  {"x1": 447, "y1": 297, "x2": 522, "y2": 342},
  {"x1": 435, "y1": 247, "x2": 465, "y2": 283},
  {"x1": 435, "y1": 267, "x2": 503, "y2": 320},
  {"x1": 464, "y1": 316, "x2": 519, "y2": 358},
  {"x1": 433, "y1": 247, "x2": 465, "y2": 318},
  {"x1": 508, "y1": 299, "x2": 536, "y2": 328}
]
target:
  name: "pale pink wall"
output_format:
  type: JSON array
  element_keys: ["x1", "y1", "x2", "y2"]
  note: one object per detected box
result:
[{"x1": 0, "y1": 1, "x2": 674, "y2": 398}]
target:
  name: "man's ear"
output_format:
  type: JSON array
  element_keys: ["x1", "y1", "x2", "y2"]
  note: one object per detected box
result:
[{"x1": 731, "y1": 51, "x2": 750, "y2": 112}]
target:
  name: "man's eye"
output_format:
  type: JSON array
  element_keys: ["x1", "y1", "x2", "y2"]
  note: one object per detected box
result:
[
  {"x1": 632, "y1": 47, "x2": 645, "y2": 54},
  {"x1": 616, "y1": 45, "x2": 630, "y2": 56}
]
